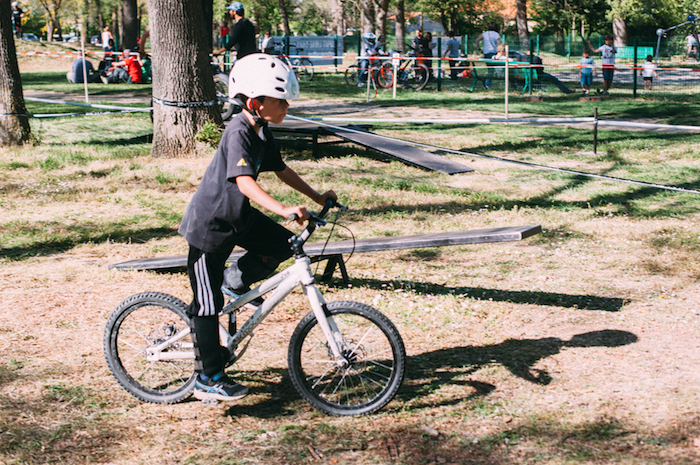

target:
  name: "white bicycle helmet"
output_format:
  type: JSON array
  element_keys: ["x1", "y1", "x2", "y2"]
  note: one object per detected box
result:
[{"x1": 228, "y1": 53, "x2": 300, "y2": 101}]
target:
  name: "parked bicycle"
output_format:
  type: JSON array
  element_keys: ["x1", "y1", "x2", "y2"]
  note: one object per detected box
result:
[
  {"x1": 104, "y1": 200, "x2": 406, "y2": 416},
  {"x1": 379, "y1": 50, "x2": 430, "y2": 91},
  {"x1": 344, "y1": 56, "x2": 393, "y2": 88},
  {"x1": 212, "y1": 55, "x2": 238, "y2": 121},
  {"x1": 271, "y1": 42, "x2": 314, "y2": 82}
]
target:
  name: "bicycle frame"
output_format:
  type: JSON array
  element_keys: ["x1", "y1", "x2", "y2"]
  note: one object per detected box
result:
[
  {"x1": 221, "y1": 254, "x2": 345, "y2": 362},
  {"x1": 145, "y1": 215, "x2": 347, "y2": 366}
]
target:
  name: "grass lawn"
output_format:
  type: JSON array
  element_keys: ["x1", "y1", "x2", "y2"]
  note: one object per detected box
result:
[{"x1": 1, "y1": 61, "x2": 699, "y2": 464}]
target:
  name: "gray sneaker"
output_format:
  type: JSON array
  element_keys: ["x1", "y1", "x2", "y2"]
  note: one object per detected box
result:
[{"x1": 193, "y1": 372, "x2": 249, "y2": 402}]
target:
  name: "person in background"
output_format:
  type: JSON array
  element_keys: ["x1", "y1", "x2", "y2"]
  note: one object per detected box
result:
[
  {"x1": 358, "y1": 32, "x2": 377, "y2": 87},
  {"x1": 579, "y1": 47, "x2": 596, "y2": 94},
  {"x1": 421, "y1": 31, "x2": 435, "y2": 77},
  {"x1": 67, "y1": 52, "x2": 101, "y2": 83},
  {"x1": 587, "y1": 34, "x2": 616, "y2": 95},
  {"x1": 686, "y1": 33, "x2": 698, "y2": 59},
  {"x1": 443, "y1": 31, "x2": 461, "y2": 80},
  {"x1": 641, "y1": 55, "x2": 658, "y2": 90},
  {"x1": 411, "y1": 29, "x2": 423, "y2": 55},
  {"x1": 213, "y1": 2, "x2": 257, "y2": 59},
  {"x1": 220, "y1": 22, "x2": 230, "y2": 48},
  {"x1": 101, "y1": 26, "x2": 114, "y2": 51},
  {"x1": 475, "y1": 23, "x2": 501, "y2": 89},
  {"x1": 102, "y1": 49, "x2": 143, "y2": 84},
  {"x1": 11, "y1": 2, "x2": 23, "y2": 38},
  {"x1": 261, "y1": 30, "x2": 275, "y2": 54}
]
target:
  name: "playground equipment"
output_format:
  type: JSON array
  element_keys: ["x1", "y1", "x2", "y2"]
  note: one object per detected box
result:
[{"x1": 655, "y1": 15, "x2": 700, "y2": 62}]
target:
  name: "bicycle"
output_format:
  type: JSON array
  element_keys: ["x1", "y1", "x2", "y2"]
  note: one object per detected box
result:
[
  {"x1": 271, "y1": 42, "x2": 314, "y2": 82},
  {"x1": 379, "y1": 51, "x2": 430, "y2": 91},
  {"x1": 211, "y1": 55, "x2": 238, "y2": 121},
  {"x1": 344, "y1": 56, "x2": 393, "y2": 88},
  {"x1": 103, "y1": 200, "x2": 406, "y2": 416}
]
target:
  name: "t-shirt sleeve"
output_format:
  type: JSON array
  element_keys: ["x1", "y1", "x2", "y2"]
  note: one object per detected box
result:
[{"x1": 224, "y1": 128, "x2": 258, "y2": 180}]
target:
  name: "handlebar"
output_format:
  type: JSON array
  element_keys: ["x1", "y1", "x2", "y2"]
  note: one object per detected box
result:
[
  {"x1": 287, "y1": 198, "x2": 346, "y2": 223},
  {"x1": 287, "y1": 199, "x2": 346, "y2": 256}
]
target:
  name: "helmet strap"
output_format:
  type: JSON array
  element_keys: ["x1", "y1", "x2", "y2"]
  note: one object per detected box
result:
[{"x1": 245, "y1": 98, "x2": 267, "y2": 128}]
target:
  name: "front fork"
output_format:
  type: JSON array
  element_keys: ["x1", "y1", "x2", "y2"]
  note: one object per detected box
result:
[{"x1": 303, "y1": 284, "x2": 347, "y2": 365}]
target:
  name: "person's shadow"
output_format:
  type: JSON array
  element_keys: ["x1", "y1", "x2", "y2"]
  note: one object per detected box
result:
[
  {"x1": 398, "y1": 330, "x2": 638, "y2": 407},
  {"x1": 223, "y1": 330, "x2": 638, "y2": 417}
]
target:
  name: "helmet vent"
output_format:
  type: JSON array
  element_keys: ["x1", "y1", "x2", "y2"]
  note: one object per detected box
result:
[{"x1": 275, "y1": 87, "x2": 285, "y2": 93}]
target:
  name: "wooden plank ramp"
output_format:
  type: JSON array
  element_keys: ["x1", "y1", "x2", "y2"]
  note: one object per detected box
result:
[
  {"x1": 270, "y1": 120, "x2": 474, "y2": 175},
  {"x1": 108, "y1": 225, "x2": 542, "y2": 278}
]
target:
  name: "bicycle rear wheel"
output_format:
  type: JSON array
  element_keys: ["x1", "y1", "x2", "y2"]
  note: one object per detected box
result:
[
  {"x1": 345, "y1": 64, "x2": 359, "y2": 86},
  {"x1": 404, "y1": 63, "x2": 430, "y2": 90},
  {"x1": 288, "y1": 301, "x2": 405, "y2": 416},
  {"x1": 103, "y1": 292, "x2": 196, "y2": 404},
  {"x1": 214, "y1": 73, "x2": 237, "y2": 121}
]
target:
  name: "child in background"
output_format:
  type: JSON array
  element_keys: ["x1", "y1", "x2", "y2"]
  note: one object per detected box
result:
[
  {"x1": 587, "y1": 35, "x2": 616, "y2": 95},
  {"x1": 579, "y1": 48, "x2": 596, "y2": 94},
  {"x1": 641, "y1": 55, "x2": 658, "y2": 91}
]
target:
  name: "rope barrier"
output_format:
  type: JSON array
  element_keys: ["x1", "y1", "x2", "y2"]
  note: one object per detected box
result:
[
  {"x1": 287, "y1": 114, "x2": 700, "y2": 195},
  {"x1": 24, "y1": 96, "x2": 151, "y2": 112},
  {"x1": 301, "y1": 116, "x2": 596, "y2": 124},
  {"x1": 151, "y1": 96, "x2": 216, "y2": 108}
]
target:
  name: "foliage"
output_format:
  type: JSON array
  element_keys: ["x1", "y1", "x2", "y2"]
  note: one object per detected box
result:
[
  {"x1": 606, "y1": 0, "x2": 685, "y2": 39},
  {"x1": 248, "y1": 0, "x2": 288, "y2": 35},
  {"x1": 414, "y1": 0, "x2": 498, "y2": 37},
  {"x1": 289, "y1": 0, "x2": 331, "y2": 35},
  {"x1": 195, "y1": 120, "x2": 223, "y2": 147},
  {"x1": 530, "y1": 0, "x2": 610, "y2": 38}
]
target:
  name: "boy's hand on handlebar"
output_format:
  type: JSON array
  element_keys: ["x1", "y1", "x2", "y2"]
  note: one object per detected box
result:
[
  {"x1": 284, "y1": 206, "x2": 309, "y2": 225},
  {"x1": 316, "y1": 190, "x2": 337, "y2": 206}
]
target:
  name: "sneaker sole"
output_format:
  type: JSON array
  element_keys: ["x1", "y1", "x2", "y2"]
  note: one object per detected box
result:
[{"x1": 193, "y1": 389, "x2": 249, "y2": 402}]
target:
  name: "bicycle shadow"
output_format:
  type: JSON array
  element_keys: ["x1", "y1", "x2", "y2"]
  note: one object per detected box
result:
[{"x1": 222, "y1": 329, "x2": 637, "y2": 418}]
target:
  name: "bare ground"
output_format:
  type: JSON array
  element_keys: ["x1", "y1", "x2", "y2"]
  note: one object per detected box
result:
[{"x1": 1, "y1": 92, "x2": 700, "y2": 464}]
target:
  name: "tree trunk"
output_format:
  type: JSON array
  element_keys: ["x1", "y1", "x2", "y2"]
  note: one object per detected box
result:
[
  {"x1": 515, "y1": 0, "x2": 529, "y2": 49},
  {"x1": 147, "y1": 0, "x2": 221, "y2": 158},
  {"x1": 361, "y1": 0, "x2": 373, "y2": 34},
  {"x1": 332, "y1": 0, "x2": 345, "y2": 36},
  {"x1": 613, "y1": 18, "x2": 627, "y2": 46},
  {"x1": 278, "y1": 0, "x2": 291, "y2": 36},
  {"x1": 111, "y1": 7, "x2": 119, "y2": 46},
  {"x1": 394, "y1": 0, "x2": 404, "y2": 52},
  {"x1": 374, "y1": 0, "x2": 388, "y2": 36},
  {"x1": 122, "y1": 0, "x2": 139, "y2": 50},
  {"x1": 0, "y1": 0, "x2": 31, "y2": 146}
]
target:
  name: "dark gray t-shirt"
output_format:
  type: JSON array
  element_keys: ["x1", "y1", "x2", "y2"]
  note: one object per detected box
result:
[{"x1": 178, "y1": 114, "x2": 286, "y2": 252}]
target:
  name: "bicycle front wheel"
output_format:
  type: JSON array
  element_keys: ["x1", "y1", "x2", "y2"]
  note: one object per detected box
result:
[
  {"x1": 103, "y1": 292, "x2": 196, "y2": 404},
  {"x1": 377, "y1": 62, "x2": 395, "y2": 88},
  {"x1": 214, "y1": 73, "x2": 237, "y2": 121},
  {"x1": 288, "y1": 301, "x2": 405, "y2": 416},
  {"x1": 344, "y1": 65, "x2": 359, "y2": 86}
]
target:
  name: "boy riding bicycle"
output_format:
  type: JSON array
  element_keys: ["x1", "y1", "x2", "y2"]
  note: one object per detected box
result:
[{"x1": 178, "y1": 53, "x2": 336, "y2": 401}]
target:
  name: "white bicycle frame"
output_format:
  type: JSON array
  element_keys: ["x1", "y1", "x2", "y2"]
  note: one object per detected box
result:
[{"x1": 145, "y1": 243, "x2": 347, "y2": 365}]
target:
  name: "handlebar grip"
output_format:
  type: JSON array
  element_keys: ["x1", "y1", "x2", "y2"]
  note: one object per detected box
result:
[{"x1": 287, "y1": 213, "x2": 300, "y2": 221}]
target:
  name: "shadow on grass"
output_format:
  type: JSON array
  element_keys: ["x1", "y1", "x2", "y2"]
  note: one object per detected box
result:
[
  {"x1": 223, "y1": 329, "x2": 636, "y2": 420},
  {"x1": 0, "y1": 226, "x2": 178, "y2": 260},
  {"x1": 344, "y1": 277, "x2": 628, "y2": 311}
]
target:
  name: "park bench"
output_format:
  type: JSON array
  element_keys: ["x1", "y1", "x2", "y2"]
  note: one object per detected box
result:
[{"x1": 109, "y1": 225, "x2": 542, "y2": 285}]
